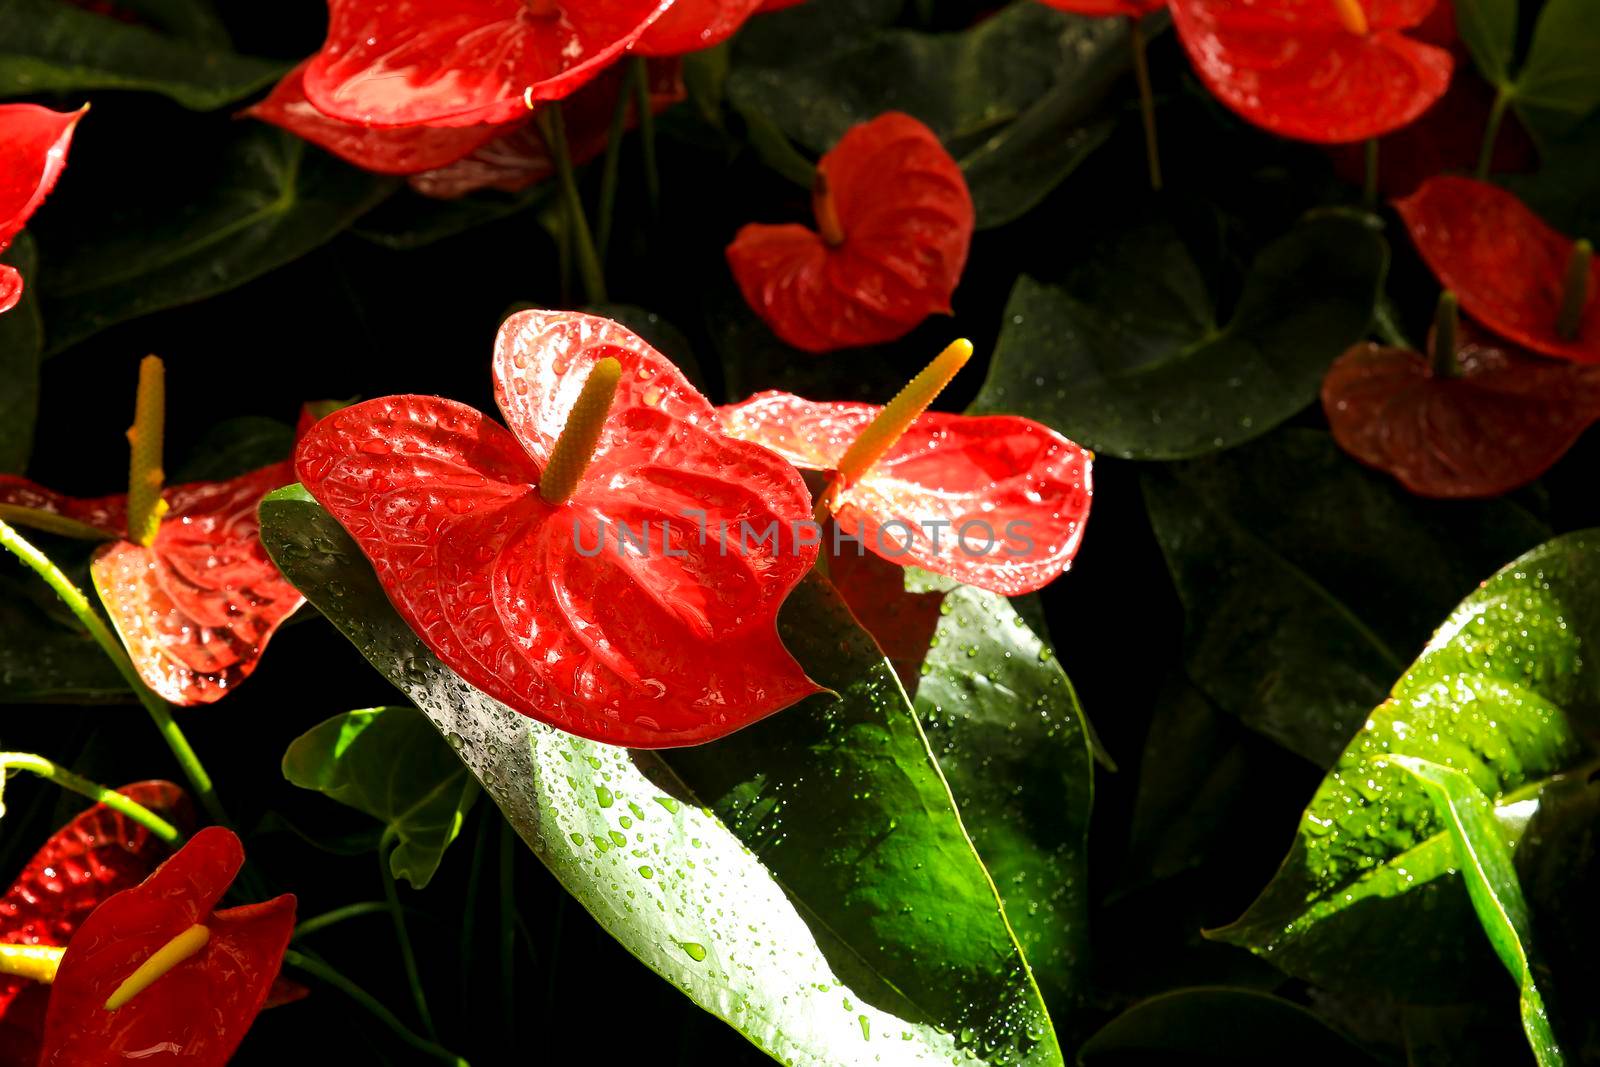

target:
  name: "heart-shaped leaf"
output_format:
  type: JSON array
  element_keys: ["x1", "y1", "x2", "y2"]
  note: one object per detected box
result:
[
  {"x1": 283, "y1": 705, "x2": 479, "y2": 889},
  {"x1": 258, "y1": 485, "x2": 1065, "y2": 1067},
  {"x1": 0, "y1": 572, "x2": 129, "y2": 704},
  {"x1": 1078, "y1": 987, "x2": 1378, "y2": 1065},
  {"x1": 0, "y1": 236, "x2": 41, "y2": 474},
  {"x1": 1452, "y1": 0, "x2": 1518, "y2": 89},
  {"x1": 1511, "y1": 0, "x2": 1600, "y2": 142},
  {"x1": 0, "y1": 0, "x2": 282, "y2": 109},
  {"x1": 1142, "y1": 429, "x2": 1553, "y2": 767},
  {"x1": 1209, "y1": 530, "x2": 1600, "y2": 1000},
  {"x1": 39, "y1": 128, "x2": 395, "y2": 353},
  {"x1": 969, "y1": 211, "x2": 1388, "y2": 460}
]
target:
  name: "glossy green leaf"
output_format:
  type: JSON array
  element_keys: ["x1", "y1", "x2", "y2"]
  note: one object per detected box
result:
[
  {"x1": 0, "y1": 236, "x2": 42, "y2": 474},
  {"x1": 1512, "y1": 0, "x2": 1600, "y2": 140},
  {"x1": 1452, "y1": 0, "x2": 1518, "y2": 89},
  {"x1": 969, "y1": 211, "x2": 1388, "y2": 460},
  {"x1": 40, "y1": 129, "x2": 396, "y2": 353},
  {"x1": 283, "y1": 706, "x2": 479, "y2": 889},
  {"x1": 1078, "y1": 987, "x2": 1378, "y2": 1065},
  {"x1": 1386, "y1": 755, "x2": 1566, "y2": 1067},
  {"x1": 1142, "y1": 429, "x2": 1551, "y2": 767},
  {"x1": 112, "y1": 0, "x2": 232, "y2": 48},
  {"x1": 258, "y1": 485, "x2": 1064, "y2": 1067},
  {"x1": 0, "y1": 572, "x2": 128, "y2": 704},
  {"x1": 351, "y1": 183, "x2": 553, "y2": 251},
  {"x1": 0, "y1": 0, "x2": 282, "y2": 109},
  {"x1": 173, "y1": 415, "x2": 293, "y2": 482},
  {"x1": 1209, "y1": 530, "x2": 1600, "y2": 999}
]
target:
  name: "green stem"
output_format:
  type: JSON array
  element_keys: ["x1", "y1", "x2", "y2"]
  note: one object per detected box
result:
[
  {"x1": 1130, "y1": 18, "x2": 1161, "y2": 192},
  {"x1": 538, "y1": 106, "x2": 607, "y2": 305},
  {"x1": 596, "y1": 61, "x2": 637, "y2": 263},
  {"x1": 381, "y1": 835, "x2": 437, "y2": 1040},
  {"x1": 0, "y1": 519, "x2": 230, "y2": 831},
  {"x1": 0, "y1": 752, "x2": 180, "y2": 844},
  {"x1": 1477, "y1": 89, "x2": 1511, "y2": 180},
  {"x1": 283, "y1": 950, "x2": 470, "y2": 1067},
  {"x1": 459, "y1": 804, "x2": 493, "y2": 1023},
  {"x1": 1432, "y1": 290, "x2": 1460, "y2": 379},
  {"x1": 293, "y1": 901, "x2": 390, "y2": 940},
  {"x1": 1362, "y1": 138, "x2": 1378, "y2": 211},
  {"x1": 632, "y1": 56, "x2": 660, "y2": 218},
  {"x1": 499, "y1": 817, "x2": 516, "y2": 1043}
]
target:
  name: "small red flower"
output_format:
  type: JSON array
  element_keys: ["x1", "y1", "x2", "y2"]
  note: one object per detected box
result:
[
  {"x1": 1322, "y1": 321, "x2": 1600, "y2": 498},
  {"x1": 302, "y1": 0, "x2": 672, "y2": 129},
  {"x1": 1168, "y1": 0, "x2": 1453, "y2": 143},
  {"x1": 0, "y1": 783, "x2": 191, "y2": 1067},
  {"x1": 1396, "y1": 177, "x2": 1600, "y2": 363},
  {"x1": 1034, "y1": 0, "x2": 1164, "y2": 15},
  {"x1": 37, "y1": 827, "x2": 296, "y2": 1067},
  {"x1": 726, "y1": 112, "x2": 974, "y2": 353},
  {"x1": 295, "y1": 311, "x2": 821, "y2": 748},
  {"x1": 719, "y1": 392, "x2": 1093, "y2": 595},
  {"x1": 0, "y1": 104, "x2": 84, "y2": 315},
  {"x1": 635, "y1": 0, "x2": 768, "y2": 55}
]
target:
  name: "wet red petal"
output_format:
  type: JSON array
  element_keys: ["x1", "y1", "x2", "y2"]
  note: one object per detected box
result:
[
  {"x1": 636, "y1": 0, "x2": 768, "y2": 55},
  {"x1": 303, "y1": 0, "x2": 672, "y2": 128},
  {"x1": 1396, "y1": 176, "x2": 1600, "y2": 363},
  {"x1": 828, "y1": 548, "x2": 944, "y2": 692},
  {"x1": 297, "y1": 313, "x2": 819, "y2": 747},
  {"x1": 726, "y1": 112, "x2": 974, "y2": 353},
  {"x1": 38, "y1": 828, "x2": 296, "y2": 1067},
  {"x1": 0, "y1": 265, "x2": 20, "y2": 316},
  {"x1": 0, "y1": 782, "x2": 191, "y2": 1067},
  {"x1": 1322, "y1": 324, "x2": 1600, "y2": 497},
  {"x1": 721, "y1": 392, "x2": 1093, "y2": 595},
  {"x1": 408, "y1": 60, "x2": 685, "y2": 200},
  {"x1": 1169, "y1": 0, "x2": 1452, "y2": 143},
  {"x1": 246, "y1": 61, "x2": 513, "y2": 175},
  {"x1": 0, "y1": 476, "x2": 127, "y2": 536},
  {"x1": 0, "y1": 104, "x2": 84, "y2": 314}
]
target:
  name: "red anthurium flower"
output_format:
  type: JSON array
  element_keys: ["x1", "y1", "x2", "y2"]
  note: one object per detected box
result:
[
  {"x1": 37, "y1": 827, "x2": 296, "y2": 1066},
  {"x1": 302, "y1": 0, "x2": 673, "y2": 129},
  {"x1": 1034, "y1": 0, "x2": 1164, "y2": 15},
  {"x1": 1396, "y1": 177, "x2": 1600, "y2": 363},
  {"x1": 635, "y1": 0, "x2": 767, "y2": 55},
  {"x1": 1323, "y1": 317, "x2": 1600, "y2": 498},
  {"x1": 726, "y1": 112, "x2": 974, "y2": 353},
  {"x1": 1168, "y1": 0, "x2": 1453, "y2": 143},
  {"x1": 719, "y1": 391, "x2": 1093, "y2": 595},
  {"x1": 0, "y1": 782, "x2": 191, "y2": 1067},
  {"x1": 295, "y1": 310, "x2": 821, "y2": 748},
  {"x1": 0, "y1": 104, "x2": 84, "y2": 315}
]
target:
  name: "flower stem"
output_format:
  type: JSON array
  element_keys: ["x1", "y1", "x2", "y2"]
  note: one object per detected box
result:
[
  {"x1": 1477, "y1": 89, "x2": 1511, "y2": 180},
  {"x1": 596, "y1": 62, "x2": 637, "y2": 264},
  {"x1": 499, "y1": 818, "x2": 516, "y2": 1044},
  {"x1": 1362, "y1": 138, "x2": 1378, "y2": 210},
  {"x1": 382, "y1": 834, "x2": 438, "y2": 1040},
  {"x1": 632, "y1": 56, "x2": 660, "y2": 218},
  {"x1": 283, "y1": 949, "x2": 470, "y2": 1067},
  {"x1": 1130, "y1": 17, "x2": 1162, "y2": 192},
  {"x1": 1432, "y1": 290, "x2": 1460, "y2": 379},
  {"x1": 537, "y1": 106, "x2": 608, "y2": 305},
  {"x1": 293, "y1": 901, "x2": 390, "y2": 940},
  {"x1": 0, "y1": 752, "x2": 181, "y2": 844}
]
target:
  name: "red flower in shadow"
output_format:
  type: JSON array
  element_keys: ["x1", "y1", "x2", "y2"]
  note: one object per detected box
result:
[
  {"x1": 636, "y1": 0, "x2": 769, "y2": 55},
  {"x1": 726, "y1": 112, "x2": 974, "y2": 353},
  {"x1": 0, "y1": 105, "x2": 84, "y2": 314}
]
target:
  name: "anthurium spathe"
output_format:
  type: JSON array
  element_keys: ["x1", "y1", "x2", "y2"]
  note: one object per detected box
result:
[
  {"x1": 35, "y1": 827, "x2": 296, "y2": 1066},
  {"x1": 1168, "y1": 0, "x2": 1453, "y2": 143},
  {"x1": 1396, "y1": 176, "x2": 1600, "y2": 363},
  {"x1": 302, "y1": 0, "x2": 674, "y2": 128},
  {"x1": 726, "y1": 112, "x2": 974, "y2": 353},
  {"x1": 635, "y1": 0, "x2": 768, "y2": 55},
  {"x1": 720, "y1": 371, "x2": 1094, "y2": 595},
  {"x1": 294, "y1": 310, "x2": 820, "y2": 748},
  {"x1": 0, "y1": 104, "x2": 84, "y2": 315},
  {"x1": 0, "y1": 782, "x2": 190, "y2": 1067}
]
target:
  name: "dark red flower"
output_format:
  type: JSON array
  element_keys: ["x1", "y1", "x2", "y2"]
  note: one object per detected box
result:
[
  {"x1": 1396, "y1": 177, "x2": 1600, "y2": 363},
  {"x1": 0, "y1": 104, "x2": 84, "y2": 314},
  {"x1": 1034, "y1": 0, "x2": 1164, "y2": 15},
  {"x1": 726, "y1": 112, "x2": 974, "y2": 353},
  {"x1": 636, "y1": 0, "x2": 768, "y2": 55},
  {"x1": 719, "y1": 392, "x2": 1093, "y2": 594},
  {"x1": 37, "y1": 827, "x2": 296, "y2": 1067},
  {"x1": 1168, "y1": 0, "x2": 1453, "y2": 143},
  {"x1": 1322, "y1": 321, "x2": 1600, "y2": 498},
  {"x1": 302, "y1": 0, "x2": 672, "y2": 129},
  {"x1": 0, "y1": 783, "x2": 191, "y2": 1067},
  {"x1": 295, "y1": 310, "x2": 820, "y2": 748}
]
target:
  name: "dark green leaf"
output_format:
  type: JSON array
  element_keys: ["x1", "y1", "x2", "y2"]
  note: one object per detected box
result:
[
  {"x1": 283, "y1": 705, "x2": 479, "y2": 889},
  {"x1": 173, "y1": 415, "x2": 293, "y2": 482},
  {"x1": 40, "y1": 130, "x2": 395, "y2": 352},
  {"x1": 0, "y1": 572, "x2": 129, "y2": 704},
  {"x1": 0, "y1": 236, "x2": 42, "y2": 474},
  {"x1": 0, "y1": 0, "x2": 282, "y2": 109},
  {"x1": 970, "y1": 211, "x2": 1388, "y2": 460},
  {"x1": 1512, "y1": 0, "x2": 1600, "y2": 140},
  {"x1": 1142, "y1": 429, "x2": 1552, "y2": 767},
  {"x1": 1451, "y1": 0, "x2": 1518, "y2": 89},
  {"x1": 1209, "y1": 530, "x2": 1600, "y2": 999},
  {"x1": 351, "y1": 184, "x2": 554, "y2": 251},
  {"x1": 258, "y1": 485, "x2": 1064, "y2": 1067}
]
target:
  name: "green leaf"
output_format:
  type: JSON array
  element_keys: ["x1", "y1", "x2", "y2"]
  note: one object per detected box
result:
[
  {"x1": 970, "y1": 210, "x2": 1387, "y2": 460},
  {"x1": 1078, "y1": 987, "x2": 1378, "y2": 1065},
  {"x1": 1386, "y1": 755, "x2": 1566, "y2": 1067},
  {"x1": 0, "y1": 235, "x2": 42, "y2": 474},
  {"x1": 351, "y1": 183, "x2": 553, "y2": 251},
  {"x1": 1142, "y1": 429, "x2": 1553, "y2": 767},
  {"x1": 0, "y1": 572, "x2": 129, "y2": 704},
  {"x1": 173, "y1": 415, "x2": 293, "y2": 482},
  {"x1": 1452, "y1": 0, "x2": 1518, "y2": 89},
  {"x1": 1209, "y1": 530, "x2": 1600, "y2": 1000},
  {"x1": 40, "y1": 129, "x2": 396, "y2": 353},
  {"x1": 258, "y1": 485, "x2": 1064, "y2": 1067},
  {"x1": 1512, "y1": 0, "x2": 1600, "y2": 140},
  {"x1": 0, "y1": 0, "x2": 282, "y2": 109},
  {"x1": 283, "y1": 706, "x2": 479, "y2": 889}
]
